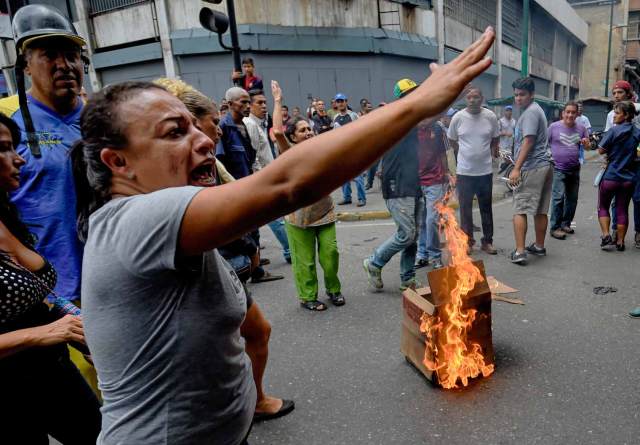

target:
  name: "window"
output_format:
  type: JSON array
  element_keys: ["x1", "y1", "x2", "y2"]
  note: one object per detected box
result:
[
  {"x1": 444, "y1": 0, "x2": 497, "y2": 32},
  {"x1": 87, "y1": 0, "x2": 150, "y2": 16},
  {"x1": 629, "y1": 11, "x2": 640, "y2": 40}
]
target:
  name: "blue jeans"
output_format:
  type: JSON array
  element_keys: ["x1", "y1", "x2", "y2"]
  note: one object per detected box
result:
[
  {"x1": 370, "y1": 196, "x2": 423, "y2": 283},
  {"x1": 267, "y1": 218, "x2": 290, "y2": 260},
  {"x1": 418, "y1": 184, "x2": 447, "y2": 261},
  {"x1": 550, "y1": 168, "x2": 580, "y2": 231},
  {"x1": 367, "y1": 161, "x2": 379, "y2": 188},
  {"x1": 342, "y1": 174, "x2": 366, "y2": 203}
]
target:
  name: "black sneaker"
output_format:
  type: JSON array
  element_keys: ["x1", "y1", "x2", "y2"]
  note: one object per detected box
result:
[
  {"x1": 337, "y1": 199, "x2": 352, "y2": 205},
  {"x1": 510, "y1": 250, "x2": 527, "y2": 264},
  {"x1": 525, "y1": 243, "x2": 546, "y2": 256},
  {"x1": 601, "y1": 235, "x2": 615, "y2": 250},
  {"x1": 414, "y1": 258, "x2": 429, "y2": 269}
]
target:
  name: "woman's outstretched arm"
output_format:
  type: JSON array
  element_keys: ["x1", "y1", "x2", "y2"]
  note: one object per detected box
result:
[{"x1": 179, "y1": 28, "x2": 495, "y2": 256}]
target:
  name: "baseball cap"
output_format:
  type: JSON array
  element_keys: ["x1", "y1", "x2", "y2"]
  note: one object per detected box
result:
[
  {"x1": 334, "y1": 93, "x2": 347, "y2": 101},
  {"x1": 393, "y1": 78, "x2": 418, "y2": 99},
  {"x1": 504, "y1": 105, "x2": 513, "y2": 111}
]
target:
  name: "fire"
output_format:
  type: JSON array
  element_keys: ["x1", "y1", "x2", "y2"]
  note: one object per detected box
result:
[{"x1": 419, "y1": 186, "x2": 495, "y2": 389}]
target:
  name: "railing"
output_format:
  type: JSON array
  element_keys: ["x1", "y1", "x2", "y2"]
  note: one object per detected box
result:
[{"x1": 87, "y1": 0, "x2": 151, "y2": 16}]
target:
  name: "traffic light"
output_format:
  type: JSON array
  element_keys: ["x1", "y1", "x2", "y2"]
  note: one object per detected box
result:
[
  {"x1": 199, "y1": 0, "x2": 242, "y2": 77},
  {"x1": 199, "y1": 7, "x2": 229, "y2": 35}
]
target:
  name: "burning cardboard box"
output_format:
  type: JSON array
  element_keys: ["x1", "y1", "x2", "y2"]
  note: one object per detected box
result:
[{"x1": 401, "y1": 260, "x2": 494, "y2": 389}]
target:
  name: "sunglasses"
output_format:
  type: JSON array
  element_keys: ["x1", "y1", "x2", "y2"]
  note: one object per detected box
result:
[{"x1": 335, "y1": 99, "x2": 346, "y2": 103}]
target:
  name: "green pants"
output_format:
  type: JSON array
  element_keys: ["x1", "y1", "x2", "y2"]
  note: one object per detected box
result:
[{"x1": 285, "y1": 222, "x2": 341, "y2": 302}]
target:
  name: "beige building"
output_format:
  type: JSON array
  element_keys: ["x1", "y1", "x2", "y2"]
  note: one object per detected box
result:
[{"x1": 570, "y1": 0, "x2": 640, "y2": 97}]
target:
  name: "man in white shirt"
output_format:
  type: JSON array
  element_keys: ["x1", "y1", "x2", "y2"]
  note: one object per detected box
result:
[
  {"x1": 498, "y1": 105, "x2": 516, "y2": 155},
  {"x1": 604, "y1": 80, "x2": 635, "y2": 131},
  {"x1": 244, "y1": 90, "x2": 274, "y2": 171},
  {"x1": 448, "y1": 86, "x2": 500, "y2": 254},
  {"x1": 244, "y1": 90, "x2": 291, "y2": 262},
  {"x1": 576, "y1": 102, "x2": 592, "y2": 134}
]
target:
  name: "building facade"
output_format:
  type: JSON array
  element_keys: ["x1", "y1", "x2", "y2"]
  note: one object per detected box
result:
[
  {"x1": 2, "y1": 1, "x2": 587, "y2": 109},
  {"x1": 570, "y1": 0, "x2": 640, "y2": 98}
]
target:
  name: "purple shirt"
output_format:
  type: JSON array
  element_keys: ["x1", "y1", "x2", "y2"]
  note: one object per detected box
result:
[{"x1": 548, "y1": 121, "x2": 588, "y2": 172}]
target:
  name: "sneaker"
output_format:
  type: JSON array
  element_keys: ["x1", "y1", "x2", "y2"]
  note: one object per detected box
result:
[
  {"x1": 363, "y1": 258, "x2": 383, "y2": 290},
  {"x1": 431, "y1": 258, "x2": 444, "y2": 269},
  {"x1": 365, "y1": 184, "x2": 372, "y2": 190},
  {"x1": 635, "y1": 232, "x2": 640, "y2": 249},
  {"x1": 510, "y1": 250, "x2": 527, "y2": 264},
  {"x1": 414, "y1": 258, "x2": 429, "y2": 269},
  {"x1": 526, "y1": 243, "x2": 546, "y2": 256},
  {"x1": 550, "y1": 229, "x2": 566, "y2": 240},
  {"x1": 561, "y1": 225, "x2": 574, "y2": 234},
  {"x1": 400, "y1": 278, "x2": 421, "y2": 292},
  {"x1": 356, "y1": 200, "x2": 366, "y2": 207},
  {"x1": 338, "y1": 199, "x2": 352, "y2": 205},
  {"x1": 481, "y1": 242, "x2": 498, "y2": 255},
  {"x1": 600, "y1": 235, "x2": 615, "y2": 250}
]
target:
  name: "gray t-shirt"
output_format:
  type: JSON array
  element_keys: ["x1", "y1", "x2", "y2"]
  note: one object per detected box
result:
[
  {"x1": 514, "y1": 101, "x2": 552, "y2": 171},
  {"x1": 82, "y1": 186, "x2": 255, "y2": 445}
]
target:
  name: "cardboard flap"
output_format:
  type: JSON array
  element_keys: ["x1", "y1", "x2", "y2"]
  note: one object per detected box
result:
[
  {"x1": 487, "y1": 276, "x2": 518, "y2": 294},
  {"x1": 402, "y1": 287, "x2": 436, "y2": 315}
]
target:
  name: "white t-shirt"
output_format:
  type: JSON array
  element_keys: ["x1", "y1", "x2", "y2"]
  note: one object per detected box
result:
[
  {"x1": 576, "y1": 114, "x2": 591, "y2": 133},
  {"x1": 448, "y1": 108, "x2": 500, "y2": 176},
  {"x1": 498, "y1": 116, "x2": 516, "y2": 151}
]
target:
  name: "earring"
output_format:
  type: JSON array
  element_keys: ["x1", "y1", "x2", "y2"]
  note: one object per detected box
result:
[{"x1": 127, "y1": 171, "x2": 136, "y2": 180}]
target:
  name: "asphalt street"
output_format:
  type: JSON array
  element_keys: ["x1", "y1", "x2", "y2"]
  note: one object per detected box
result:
[
  {"x1": 249, "y1": 159, "x2": 640, "y2": 445},
  {"x1": 49, "y1": 160, "x2": 639, "y2": 445}
]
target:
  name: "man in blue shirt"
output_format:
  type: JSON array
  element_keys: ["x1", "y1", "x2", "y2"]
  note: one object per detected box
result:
[
  {"x1": 1, "y1": 13, "x2": 87, "y2": 302},
  {"x1": 216, "y1": 87, "x2": 283, "y2": 283},
  {"x1": 216, "y1": 87, "x2": 255, "y2": 180}
]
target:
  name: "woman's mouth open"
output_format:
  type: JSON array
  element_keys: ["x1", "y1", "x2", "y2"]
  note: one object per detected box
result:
[{"x1": 190, "y1": 162, "x2": 216, "y2": 187}]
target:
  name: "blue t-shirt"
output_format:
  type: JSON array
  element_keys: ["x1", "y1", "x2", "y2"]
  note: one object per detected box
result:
[
  {"x1": 9, "y1": 95, "x2": 84, "y2": 300},
  {"x1": 598, "y1": 122, "x2": 640, "y2": 182}
]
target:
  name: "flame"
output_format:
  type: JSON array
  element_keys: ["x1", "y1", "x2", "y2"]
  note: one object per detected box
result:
[{"x1": 419, "y1": 184, "x2": 495, "y2": 389}]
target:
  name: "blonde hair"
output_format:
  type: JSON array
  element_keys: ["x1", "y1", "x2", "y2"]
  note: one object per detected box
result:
[{"x1": 153, "y1": 77, "x2": 216, "y2": 118}]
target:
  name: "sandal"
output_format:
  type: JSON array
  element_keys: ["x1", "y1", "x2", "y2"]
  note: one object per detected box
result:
[
  {"x1": 327, "y1": 292, "x2": 345, "y2": 306},
  {"x1": 300, "y1": 300, "x2": 327, "y2": 311}
]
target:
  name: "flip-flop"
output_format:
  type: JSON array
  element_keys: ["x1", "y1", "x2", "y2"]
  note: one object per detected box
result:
[
  {"x1": 300, "y1": 300, "x2": 327, "y2": 311},
  {"x1": 253, "y1": 399, "x2": 295, "y2": 422}
]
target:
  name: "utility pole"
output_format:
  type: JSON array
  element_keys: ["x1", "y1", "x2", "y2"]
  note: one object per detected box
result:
[
  {"x1": 201, "y1": 0, "x2": 242, "y2": 84},
  {"x1": 604, "y1": 0, "x2": 615, "y2": 97},
  {"x1": 226, "y1": 0, "x2": 242, "y2": 76},
  {"x1": 521, "y1": 0, "x2": 529, "y2": 77}
]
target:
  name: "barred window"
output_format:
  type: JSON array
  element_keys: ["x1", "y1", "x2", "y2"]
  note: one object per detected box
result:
[
  {"x1": 87, "y1": 0, "x2": 150, "y2": 16},
  {"x1": 444, "y1": 0, "x2": 497, "y2": 31}
]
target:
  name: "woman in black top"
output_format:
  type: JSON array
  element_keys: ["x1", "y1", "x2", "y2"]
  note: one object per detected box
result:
[{"x1": 0, "y1": 113, "x2": 101, "y2": 444}]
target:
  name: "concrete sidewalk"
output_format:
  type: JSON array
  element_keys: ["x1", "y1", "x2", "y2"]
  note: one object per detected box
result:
[{"x1": 333, "y1": 176, "x2": 512, "y2": 222}]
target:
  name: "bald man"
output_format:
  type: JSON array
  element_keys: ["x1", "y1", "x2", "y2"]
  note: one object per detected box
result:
[{"x1": 216, "y1": 87, "x2": 255, "y2": 179}]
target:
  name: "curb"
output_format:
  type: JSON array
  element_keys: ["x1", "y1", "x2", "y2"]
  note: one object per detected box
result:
[{"x1": 336, "y1": 190, "x2": 508, "y2": 222}]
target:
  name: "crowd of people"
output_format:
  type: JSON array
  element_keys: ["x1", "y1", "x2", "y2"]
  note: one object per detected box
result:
[
  {"x1": 0, "y1": 4, "x2": 639, "y2": 445},
  {"x1": 0, "y1": 4, "x2": 495, "y2": 444}
]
